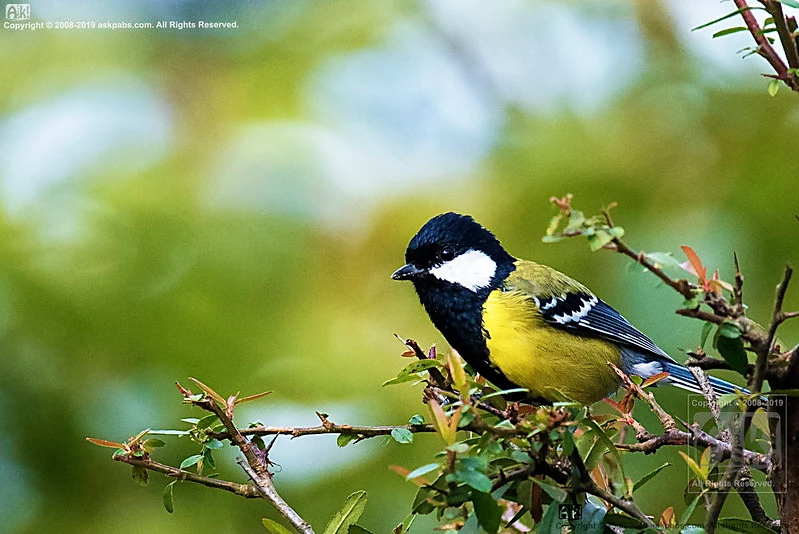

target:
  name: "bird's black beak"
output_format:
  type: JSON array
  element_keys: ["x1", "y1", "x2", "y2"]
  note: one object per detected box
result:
[{"x1": 392, "y1": 263, "x2": 425, "y2": 281}]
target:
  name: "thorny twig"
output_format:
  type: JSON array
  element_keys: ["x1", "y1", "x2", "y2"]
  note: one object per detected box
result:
[
  {"x1": 113, "y1": 455, "x2": 261, "y2": 498},
  {"x1": 176, "y1": 381, "x2": 315, "y2": 534},
  {"x1": 733, "y1": 0, "x2": 799, "y2": 91}
]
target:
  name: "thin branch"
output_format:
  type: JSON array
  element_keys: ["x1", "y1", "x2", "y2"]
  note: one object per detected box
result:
[
  {"x1": 178, "y1": 382, "x2": 315, "y2": 534},
  {"x1": 687, "y1": 366, "x2": 726, "y2": 437},
  {"x1": 180, "y1": 381, "x2": 266, "y2": 476},
  {"x1": 705, "y1": 418, "x2": 746, "y2": 532},
  {"x1": 734, "y1": 470, "x2": 773, "y2": 527},
  {"x1": 733, "y1": 252, "x2": 745, "y2": 316},
  {"x1": 753, "y1": 265, "x2": 793, "y2": 394},
  {"x1": 703, "y1": 260, "x2": 792, "y2": 534},
  {"x1": 676, "y1": 308, "x2": 728, "y2": 325},
  {"x1": 608, "y1": 362, "x2": 678, "y2": 433},
  {"x1": 600, "y1": 207, "x2": 695, "y2": 299},
  {"x1": 734, "y1": 0, "x2": 798, "y2": 89},
  {"x1": 762, "y1": 0, "x2": 799, "y2": 70},
  {"x1": 616, "y1": 427, "x2": 771, "y2": 473},
  {"x1": 502, "y1": 462, "x2": 656, "y2": 528},
  {"x1": 114, "y1": 454, "x2": 261, "y2": 498},
  {"x1": 210, "y1": 423, "x2": 437, "y2": 441},
  {"x1": 584, "y1": 477, "x2": 656, "y2": 528},
  {"x1": 399, "y1": 337, "x2": 449, "y2": 388},
  {"x1": 238, "y1": 458, "x2": 313, "y2": 534}
]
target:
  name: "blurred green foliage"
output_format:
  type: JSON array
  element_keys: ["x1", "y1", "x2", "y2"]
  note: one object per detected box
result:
[{"x1": 1, "y1": 0, "x2": 798, "y2": 532}]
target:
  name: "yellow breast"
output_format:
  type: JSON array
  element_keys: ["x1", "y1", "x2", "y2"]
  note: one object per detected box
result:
[{"x1": 482, "y1": 289, "x2": 622, "y2": 404}]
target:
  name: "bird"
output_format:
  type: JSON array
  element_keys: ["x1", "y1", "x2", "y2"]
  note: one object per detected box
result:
[{"x1": 391, "y1": 212, "x2": 741, "y2": 405}]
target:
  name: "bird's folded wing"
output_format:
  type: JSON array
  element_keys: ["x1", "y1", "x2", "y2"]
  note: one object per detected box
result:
[{"x1": 504, "y1": 263, "x2": 673, "y2": 361}]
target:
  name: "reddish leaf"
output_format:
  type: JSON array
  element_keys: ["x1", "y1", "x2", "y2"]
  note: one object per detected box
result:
[
  {"x1": 680, "y1": 246, "x2": 707, "y2": 285},
  {"x1": 641, "y1": 372, "x2": 670, "y2": 389},
  {"x1": 603, "y1": 398, "x2": 623, "y2": 413},
  {"x1": 226, "y1": 394, "x2": 237, "y2": 419},
  {"x1": 86, "y1": 437, "x2": 127, "y2": 449},
  {"x1": 659, "y1": 506, "x2": 675, "y2": 528},
  {"x1": 388, "y1": 465, "x2": 428, "y2": 486},
  {"x1": 620, "y1": 392, "x2": 635, "y2": 414},
  {"x1": 188, "y1": 377, "x2": 226, "y2": 404},
  {"x1": 234, "y1": 390, "x2": 273, "y2": 405}
]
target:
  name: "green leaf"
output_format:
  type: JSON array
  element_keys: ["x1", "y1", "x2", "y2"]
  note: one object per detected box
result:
[
  {"x1": 679, "y1": 492, "x2": 705, "y2": 528},
  {"x1": 196, "y1": 414, "x2": 220, "y2": 430},
  {"x1": 536, "y1": 501, "x2": 562, "y2": 533},
  {"x1": 700, "y1": 322, "x2": 714, "y2": 349},
  {"x1": 460, "y1": 513, "x2": 481, "y2": 534},
  {"x1": 143, "y1": 438, "x2": 166, "y2": 448},
  {"x1": 582, "y1": 417, "x2": 625, "y2": 483},
  {"x1": 573, "y1": 501, "x2": 606, "y2": 534},
  {"x1": 712, "y1": 26, "x2": 748, "y2": 38},
  {"x1": 262, "y1": 518, "x2": 295, "y2": 534},
  {"x1": 203, "y1": 448, "x2": 216, "y2": 469},
  {"x1": 324, "y1": 490, "x2": 368, "y2": 534},
  {"x1": 382, "y1": 360, "x2": 443, "y2": 387},
  {"x1": 163, "y1": 481, "x2": 176, "y2": 513},
  {"x1": 447, "y1": 442, "x2": 469, "y2": 454},
  {"x1": 608, "y1": 226, "x2": 625, "y2": 239},
  {"x1": 180, "y1": 454, "x2": 203, "y2": 470},
  {"x1": 205, "y1": 438, "x2": 224, "y2": 450},
  {"x1": 718, "y1": 321, "x2": 743, "y2": 339},
  {"x1": 348, "y1": 526, "x2": 372, "y2": 534},
  {"x1": 408, "y1": 414, "x2": 424, "y2": 425},
  {"x1": 148, "y1": 429, "x2": 190, "y2": 436},
  {"x1": 646, "y1": 252, "x2": 684, "y2": 271},
  {"x1": 564, "y1": 210, "x2": 585, "y2": 233},
  {"x1": 337, "y1": 433, "x2": 357, "y2": 448},
  {"x1": 405, "y1": 463, "x2": 440, "y2": 480},
  {"x1": 679, "y1": 451, "x2": 707, "y2": 482},
  {"x1": 390, "y1": 428, "x2": 413, "y2": 444},
  {"x1": 457, "y1": 409, "x2": 476, "y2": 428},
  {"x1": 633, "y1": 462, "x2": 671, "y2": 493},
  {"x1": 717, "y1": 335, "x2": 748, "y2": 375},
  {"x1": 776, "y1": 0, "x2": 799, "y2": 8},
  {"x1": 768, "y1": 79, "x2": 780, "y2": 97},
  {"x1": 529, "y1": 477, "x2": 568, "y2": 503},
  {"x1": 561, "y1": 429, "x2": 575, "y2": 456},
  {"x1": 457, "y1": 469, "x2": 492, "y2": 493},
  {"x1": 716, "y1": 517, "x2": 780, "y2": 533},
  {"x1": 587, "y1": 229, "x2": 614, "y2": 252},
  {"x1": 132, "y1": 465, "x2": 148, "y2": 486},
  {"x1": 472, "y1": 491, "x2": 503, "y2": 534},
  {"x1": 396, "y1": 514, "x2": 416, "y2": 533},
  {"x1": 411, "y1": 487, "x2": 435, "y2": 515},
  {"x1": 691, "y1": 6, "x2": 762, "y2": 31}
]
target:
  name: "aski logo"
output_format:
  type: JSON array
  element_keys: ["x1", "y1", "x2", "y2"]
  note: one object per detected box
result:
[{"x1": 5, "y1": 4, "x2": 31, "y2": 20}]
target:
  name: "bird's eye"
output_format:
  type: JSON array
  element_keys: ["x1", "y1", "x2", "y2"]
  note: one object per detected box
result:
[{"x1": 439, "y1": 247, "x2": 455, "y2": 261}]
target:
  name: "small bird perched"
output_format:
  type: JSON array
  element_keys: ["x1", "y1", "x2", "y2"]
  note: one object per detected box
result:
[{"x1": 392, "y1": 212, "x2": 740, "y2": 405}]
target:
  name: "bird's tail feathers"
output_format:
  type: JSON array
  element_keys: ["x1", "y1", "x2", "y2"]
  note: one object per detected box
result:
[{"x1": 662, "y1": 361, "x2": 747, "y2": 397}]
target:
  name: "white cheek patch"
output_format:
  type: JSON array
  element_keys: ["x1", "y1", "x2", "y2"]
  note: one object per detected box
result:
[{"x1": 430, "y1": 249, "x2": 497, "y2": 291}]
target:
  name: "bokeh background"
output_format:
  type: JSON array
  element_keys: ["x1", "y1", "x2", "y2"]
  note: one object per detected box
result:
[{"x1": 1, "y1": 0, "x2": 798, "y2": 532}]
